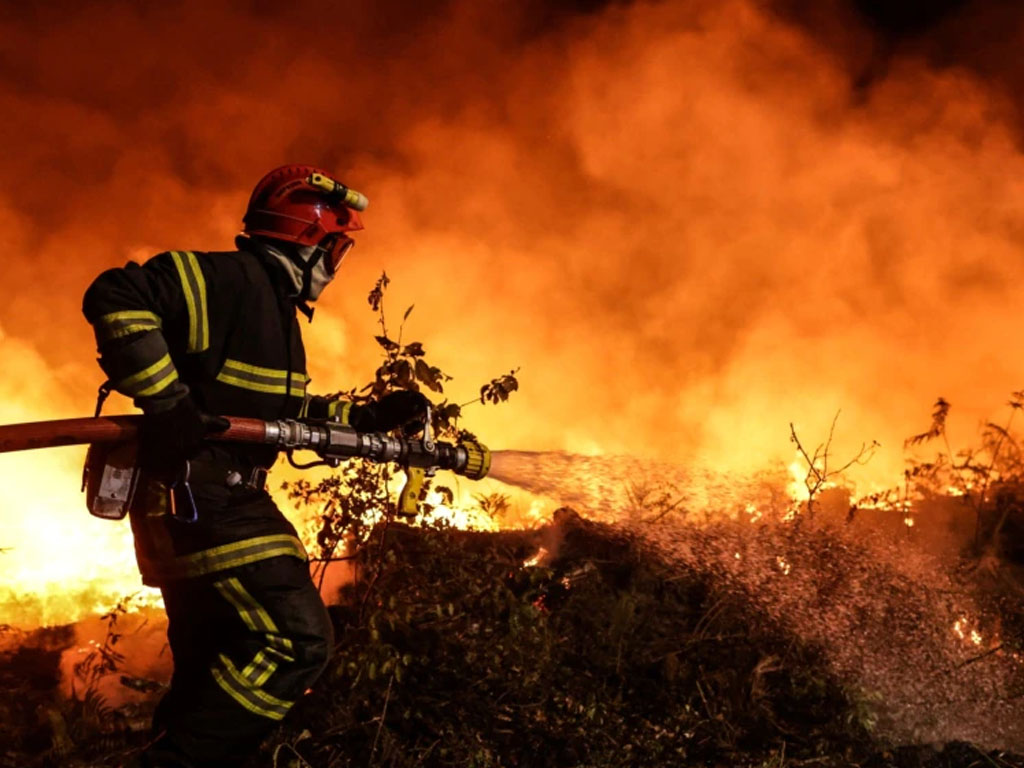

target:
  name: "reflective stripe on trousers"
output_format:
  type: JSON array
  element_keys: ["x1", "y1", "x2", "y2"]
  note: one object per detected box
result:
[
  {"x1": 135, "y1": 533, "x2": 308, "y2": 584},
  {"x1": 151, "y1": 556, "x2": 333, "y2": 766}
]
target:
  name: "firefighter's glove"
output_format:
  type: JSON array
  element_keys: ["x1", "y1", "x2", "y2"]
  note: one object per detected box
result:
[
  {"x1": 138, "y1": 396, "x2": 230, "y2": 473},
  {"x1": 350, "y1": 390, "x2": 430, "y2": 434}
]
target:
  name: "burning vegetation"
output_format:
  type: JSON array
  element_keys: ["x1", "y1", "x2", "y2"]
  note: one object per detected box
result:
[
  {"x1": 2, "y1": 274, "x2": 1024, "y2": 765},
  {"x1": 7, "y1": 0, "x2": 1024, "y2": 619},
  {"x1": 5, "y1": 0, "x2": 1024, "y2": 764},
  {"x1": 5, "y1": 474, "x2": 1024, "y2": 766}
]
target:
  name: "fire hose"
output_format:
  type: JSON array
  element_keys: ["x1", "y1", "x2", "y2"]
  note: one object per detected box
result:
[{"x1": 0, "y1": 413, "x2": 491, "y2": 518}]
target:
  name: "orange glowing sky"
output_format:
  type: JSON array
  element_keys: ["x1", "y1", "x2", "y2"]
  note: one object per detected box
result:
[{"x1": 2, "y1": 0, "x2": 1024, "y2": 624}]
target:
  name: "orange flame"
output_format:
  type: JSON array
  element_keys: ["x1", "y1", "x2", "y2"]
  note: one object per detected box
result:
[{"x1": 3, "y1": 0, "x2": 1024, "y2": 626}]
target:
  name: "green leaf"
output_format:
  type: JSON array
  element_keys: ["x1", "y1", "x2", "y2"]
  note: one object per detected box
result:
[
  {"x1": 415, "y1": 359, "x2": 444, "y2": 393},
  {"x1": 479, "y1": 368, "x2": 520, "y2": 404},
  {"x1": 375, "y1": 335, "x2": 400, "y2": 352},
  {"x1": 402, "y1": 341, "x2": 426, "y2": 357},
  {"x1": 392, "y1": 359, "x2": 414, "y2": 388},
  {"x1": 367, "y1": 271, "x2": 390, "y2": 311}
]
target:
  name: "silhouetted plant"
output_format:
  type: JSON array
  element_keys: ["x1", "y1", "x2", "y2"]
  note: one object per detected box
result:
[{"x1": 286, "y1": 271, "x2": 519, "y2": 595}]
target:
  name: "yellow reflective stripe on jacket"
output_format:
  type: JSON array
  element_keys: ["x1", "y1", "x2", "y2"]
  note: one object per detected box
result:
[
  {"x1": 215, "y1": 577, "x2": 278, "y2": 633},
  {"x1": 216, "y1": 359, "x2": 309, "y2": 397},
  {"x1": 96, "y1": 310, "x2": 162, "y2": 342},
  {"x1": 212, "y1": 653, "x2": 294, "y2": 720},
  {"x1": 139, "y1": 534, "x2": 307, "y2": 582},
  {"x1": 170, "y1": 250, "x2": 209, "y2": 353},
  {"x1": 117, "y1": 353, "x2": 178, "y2": 397},
  {"x1": 328, "y1": 400, "x2": 353, "y2": 425},
  {"x1": 266, "y1": 634, "x2": 296, "y2": 660}
]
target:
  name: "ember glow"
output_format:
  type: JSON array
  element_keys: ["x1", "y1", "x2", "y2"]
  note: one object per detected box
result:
[
  {"x1": 523, "y1": 547, "x2": 549, "y2": 568},
  {"x1": 952, "y1": 615, "x2": 992, "y2": 650}
]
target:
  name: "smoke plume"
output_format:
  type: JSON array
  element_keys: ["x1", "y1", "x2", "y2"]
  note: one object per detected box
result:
[{"x1": 2, "y1": 0, "x2": 1024, "y2": 621}]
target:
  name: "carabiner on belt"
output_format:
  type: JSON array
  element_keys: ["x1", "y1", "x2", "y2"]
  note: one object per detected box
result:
[{"x1": 168, "y1": 460, "x2": 199, "y2": 524}]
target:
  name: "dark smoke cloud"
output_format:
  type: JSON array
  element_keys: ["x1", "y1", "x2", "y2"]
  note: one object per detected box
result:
[{"x1": 0, "y1": 0, "x2": 526, "y2": 343}]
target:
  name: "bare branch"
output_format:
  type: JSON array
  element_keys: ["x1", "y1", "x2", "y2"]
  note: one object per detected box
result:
[{"x1": 790, "y1": 413, "x2": 877, "y2": 517}]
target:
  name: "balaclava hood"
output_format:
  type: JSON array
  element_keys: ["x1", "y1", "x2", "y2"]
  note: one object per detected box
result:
[{"x1": 257, "y1": 238, "x2": 336, "y2": 303}]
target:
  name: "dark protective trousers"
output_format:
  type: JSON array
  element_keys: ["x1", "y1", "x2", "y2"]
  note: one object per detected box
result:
[{"x1": 145, "y1": 555, "x2": 333, "y2": 768}]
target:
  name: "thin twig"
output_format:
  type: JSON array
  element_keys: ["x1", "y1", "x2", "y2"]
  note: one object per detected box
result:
[
  {"x1": 643, "y1": 496, "x2": 687, "y2": 523},
  {"x1": 825, "y1": 410, "x2": 841, "y2": 463},
  {"x1": 376, "y1": 290, "x2": 389, "y2": 342},
  {"x1": 314, "y1": 536, "x2": 342, "y2": 592},
  {"x1": 956, "y1": 645, "x2": 1004, "y2": 668},
  {"x1": 359, "y1": 467, "x2": 396, "y2": 621},
  {"x1": 309, "y1": 552, "x2": 363, "y2": 564},
  {"x1": 971, "y1": 744, "x2": 1006, "y2": 768},
  {"x1": 412, "y1": 739, "x2": 441, "y2": 767},
  {"x1": 980, "y1": 411, "x2": 1017, "y2": 505},
  {"x1": 834, "y1": 441, "x2": 879, "y2": 475},
  {"x1": 695, "y1": 677, "x2": 714, "y2": 721},
  {"x1": 790, "y1": 423, "x2": 822, "y2": 485},
  {"x1": 368, "y1": 673, "x2": 395, "y2": 767},
  {"x1": 791, "y1": 413, "x2": 877, "y2": 516},
  {"x1": 942, "y1": 427, "x2": 972, "y2": 502}
]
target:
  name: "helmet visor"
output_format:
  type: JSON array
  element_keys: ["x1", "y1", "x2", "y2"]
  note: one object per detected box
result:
[{"x1": 325, "y1": 234, "x2": 355, "y2": 274}]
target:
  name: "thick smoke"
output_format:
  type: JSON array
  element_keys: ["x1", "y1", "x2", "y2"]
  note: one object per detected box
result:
[{"x1": 2, "y1": 0, "x2": 1024, "y2": 620}]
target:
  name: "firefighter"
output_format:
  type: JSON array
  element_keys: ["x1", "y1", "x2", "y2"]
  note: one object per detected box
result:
[{"x1": 82, "y1": 165, "x2": 428, "y2": 768}]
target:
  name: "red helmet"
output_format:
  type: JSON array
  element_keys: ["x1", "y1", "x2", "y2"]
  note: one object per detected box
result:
[{"x1": 242, "y1": 164, "x2": 366, "y2": 247}]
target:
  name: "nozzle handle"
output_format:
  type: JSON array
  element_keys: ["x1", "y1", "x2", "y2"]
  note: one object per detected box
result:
[{"x1": 398, "y1": 466, "x2": 427, "y2": 517}]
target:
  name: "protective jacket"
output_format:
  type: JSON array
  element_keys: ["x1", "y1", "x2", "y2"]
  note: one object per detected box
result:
[{"x1": 82, "y1": 236, "x2": 347, "y2": 586}]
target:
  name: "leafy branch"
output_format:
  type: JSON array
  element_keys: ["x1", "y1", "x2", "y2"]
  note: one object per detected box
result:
[
  {"x1": 903, "y1": 392, "x2": 1024, "y2": 553},
  {"x1": 289, "y1": 271, "x2": 521, "y2": 604}
]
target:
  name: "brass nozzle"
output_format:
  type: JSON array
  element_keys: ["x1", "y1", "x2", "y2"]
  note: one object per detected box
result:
[
  {"x1": 460, "y1": 439, "x2": 491, "y2": 480},
  {"x1": 307, "y1": 172, "x2": 369, "y2": 211}
]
